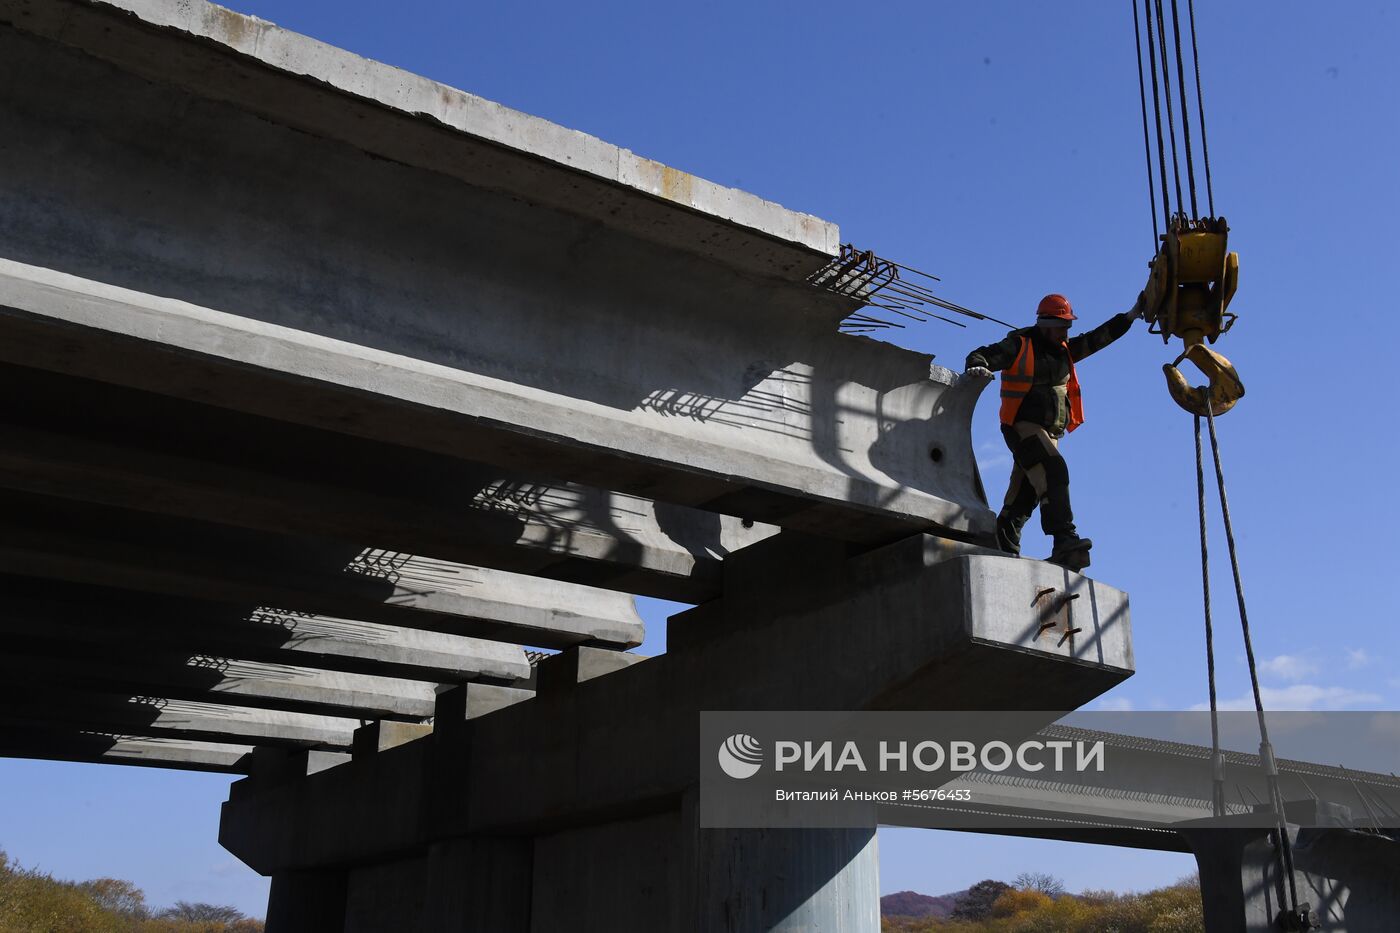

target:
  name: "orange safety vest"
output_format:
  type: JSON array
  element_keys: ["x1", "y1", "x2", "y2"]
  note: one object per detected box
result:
[{"x1": 999, "y1": 335, "x2": 1085, "y2": 433}]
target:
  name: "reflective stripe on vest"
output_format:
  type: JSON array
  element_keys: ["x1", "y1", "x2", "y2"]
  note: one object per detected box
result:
[{"x1": 999, "y1": 335, "x2": 1086, "y2": 433}]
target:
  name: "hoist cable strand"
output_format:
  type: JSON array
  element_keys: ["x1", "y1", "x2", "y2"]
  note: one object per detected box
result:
[
  {"x1": 1203, "y1": 403, "x2": 1303, "y2": 914},
  {"x1": 1168, "y1": 0, "x2": 1200, "y2": 218},
  {"x1": 1202, "y1": 408, "x2": 1265, "y2": 741},
  {"x1": 1195, "y1": 415, "x2": 1225, "y2": 817},
  {"x1": 1132, "y1": 0, "x2": 1160, "y2": 247},
  {"x1": 1186, "y1": 0, "x2": 1216, "y2": 216},
  {"x1": 1152, "y1": 0, "x2": 1184, "y2": 219},
  {"x1": 1142, "y1": 0, "x2": 1172, "y2": 229}
]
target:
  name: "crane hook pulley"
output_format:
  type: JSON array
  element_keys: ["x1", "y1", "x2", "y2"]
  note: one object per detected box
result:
[{"x1": 1141, "y1": 216, "x2": 1244, "y2": 416}]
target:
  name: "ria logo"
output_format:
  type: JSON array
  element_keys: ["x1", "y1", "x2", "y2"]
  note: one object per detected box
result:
[{"x1": 718, "y1": 733, "x2": 763, "y2": 779}]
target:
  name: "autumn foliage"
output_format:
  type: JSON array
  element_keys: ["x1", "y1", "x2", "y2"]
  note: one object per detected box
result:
[
  {"x1": 0, "y1": 850, "x2": 262, "y2": 933},
  {"x1": 883, "y1": 875, "x2": 1204, "y2": 933}
]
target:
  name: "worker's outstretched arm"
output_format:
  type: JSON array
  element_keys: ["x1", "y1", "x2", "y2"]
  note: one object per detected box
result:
[{"x1": 1067, "y1": 301, "x2": 1140, "y2": 361}]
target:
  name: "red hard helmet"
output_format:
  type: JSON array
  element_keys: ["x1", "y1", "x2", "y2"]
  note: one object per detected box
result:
[{"x1": 1036, "y1": 293, "x2": 1077, "y2": 321}]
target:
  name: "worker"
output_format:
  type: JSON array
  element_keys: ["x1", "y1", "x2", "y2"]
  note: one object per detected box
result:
[{"x1": 963, "y1": 293, "x2": 1145, "y2": 570}]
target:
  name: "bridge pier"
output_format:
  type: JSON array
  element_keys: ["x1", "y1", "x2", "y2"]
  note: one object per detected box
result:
[
  {"x1": 226, "y1": 533, "x2": 1132, "y2": 932},
  {"x1": 266, "y1": 869, "x2": 347, "y2": 932},
  {"x1": 268, "y1": 807, "x2": 878, "y2": 932},
  {"x1": 1182, "y1": 811, "x2": 1400, "y2": 932}
]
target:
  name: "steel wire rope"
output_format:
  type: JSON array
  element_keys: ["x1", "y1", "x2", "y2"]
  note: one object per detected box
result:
[
  {"x1": 1141, "y1": 0, "x2": 1173, "y2": 229},
  {"x1": 1132, "y1": 0, "x2": 1161, "y2": 248},
  {"x1": 1202, "y1": 403, "x2": 1305, "y2": 920},
  {"x1": 1168, "y1": 0, "x2": 1200, "y2": 218},
  {"x1": 1152, "y1": 0, "x2": 1184, "y2": 219},
  {"x1": 1194, "y1": 414, "x2": 1226, "y2": 817},
  {"x1": 1186, "y1": 0, "x2": 1216, "y2": 217}
]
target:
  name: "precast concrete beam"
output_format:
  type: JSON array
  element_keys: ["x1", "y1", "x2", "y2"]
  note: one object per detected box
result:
[
  {"x1": 0, "y1": 0, "x2": 839, "y2": 277},
  {"x1": 0, "y1": 725, "x2": 253, "y2": 773},
  {"x1": 0, "y1": 259, "x2": 990, "y2": 545},
  {"x1": 0, "y1": 578, "x2": 531, "y2": 683},
  {"x1": 0, "y1": 647, "x2": 438, "y2": 721},
  {"x1": 0, "y1": 412, "x2": 773, "y2": 602},
  {"x1": 351, "y1": 722, "x2": 434, "y2": 761},
  {"x1": 0, "y1": 493, "x2": 645, "y2": 649},
  {"x1": 221, "y1": 534, "x2": 1134, "y2": 871},
  {"x1": 0, "y1": 7, "x2": 994, "y2": 547},
  {"x1": 0, "y1": 688, "x2": 360, "y2": 749}
]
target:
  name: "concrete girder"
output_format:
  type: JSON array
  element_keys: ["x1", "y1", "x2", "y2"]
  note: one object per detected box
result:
[
  {"x1": 0, "y1": 725, "x2": 254, "y2": 774},
  {"x1": 0, "y1": 493, "x2": 645, "y2": 650},
  {"x1": 0, "y1": 4, "x2": 994, "y2": 546},
  {"x1": 0, "y1": 0, "x2": 839, "y2": 278},
  {"x1": 0, "y1": 415, "x2": 771, "y2": 603},
  {"x1": 0, "y1": 646, "x2": 439, "y2": 721},
  {"x1": 0, "y1": 580, "x2": 530, "y2": 684},
  {"x1": 0, "y1": 259, "x2": 990, "y2": 546},
  {"x1": 0, "y1": 688, "x2": 360, "y2": 749}
]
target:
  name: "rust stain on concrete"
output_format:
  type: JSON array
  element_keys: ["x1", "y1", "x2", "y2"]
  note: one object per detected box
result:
[{"x1": 660, "y1": 166, "x2": 693, "y2": 205}]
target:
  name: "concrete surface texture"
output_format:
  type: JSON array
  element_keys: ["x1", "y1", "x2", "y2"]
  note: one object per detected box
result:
[
  {"x1": 4, "y1": 1, "x2": 1387, "y2": 931},
  {"x1": 0, "y1": 0, "x2": 838, "y2": 273},
  {"x1": 1186, "y1": 819, "x2": 1400, "y2": 931},
  {"x1": 0, "y1": 3, "x2": 993, "y2": 544},
  {"x1": 218, "y1": 534, "x2": 1137, "y2": 930}
]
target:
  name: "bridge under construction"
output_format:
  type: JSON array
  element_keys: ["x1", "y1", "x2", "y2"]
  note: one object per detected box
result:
[{"x1": 0, "y1": 1, "x2": 1394, "y2": 930}]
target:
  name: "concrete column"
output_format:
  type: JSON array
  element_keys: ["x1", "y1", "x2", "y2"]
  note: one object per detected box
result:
[
  {"x1": 344, "y1": 857, "x2": 427, "y2": 933},
  {"x1": 422, "y1": 837, "x2": 532, "y2": 932},
  {"x1": 1182, "y1": 823, "x2": 1400, "y2": 932},
  {"x1": 265, "y1": 869, "x2": 347, "y2": 933},
  {"x1": 1182, "y1": 827, "x2": 1275, "y2": 931},
  {"x1": 529, "y1": 793, "x2": 879, "y2": 932},
  {"x1": 693, "y1": 826, "x2": 880, "y2": 932}
]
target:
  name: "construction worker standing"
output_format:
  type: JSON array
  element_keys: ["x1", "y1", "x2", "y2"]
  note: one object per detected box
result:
[{"x1": 963, "y1": 293, "x2": 1144, "y2": 570}]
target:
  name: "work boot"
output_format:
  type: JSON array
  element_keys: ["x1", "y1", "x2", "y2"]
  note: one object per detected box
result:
[{"x1": 1048, "y1": 535, "x2": 1093, "y2": 572}]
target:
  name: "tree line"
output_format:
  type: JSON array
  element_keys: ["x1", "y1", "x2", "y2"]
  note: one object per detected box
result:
[
  {"x1": 0, "y1": 849, "x2": 262, "y2": 933},
  {"x1": 884, "y1": 872, "x2": 1204, "y2": 932}
]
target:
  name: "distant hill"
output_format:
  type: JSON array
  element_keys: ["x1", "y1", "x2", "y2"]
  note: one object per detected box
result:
[{"x1": 881, "y1": 888, "x2": 964, "y2": 919}]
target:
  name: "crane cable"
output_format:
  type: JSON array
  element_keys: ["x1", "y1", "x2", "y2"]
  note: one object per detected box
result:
[
  {"x1": 1195, "y1": 408, "x2": 1304, "y2": 924},
  {"x1": 1133, "y1": 3, "x2": 1313, "y2": 927}
]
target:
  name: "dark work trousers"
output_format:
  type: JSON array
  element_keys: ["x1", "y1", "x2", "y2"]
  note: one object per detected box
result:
[{"x1": 996, "y1": 421, "x2": 1078, "y2": 555}]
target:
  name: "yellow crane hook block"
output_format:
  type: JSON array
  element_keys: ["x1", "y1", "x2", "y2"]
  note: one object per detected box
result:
[
  {"x1": 1143, "y1": 216, "x2": 1239, "y2": 345},
  {"x1": 1164, "y1": 343, "x2": 1245, "y2": 417},
  {"x1": 1140, "y1": 216, "x2": 1243, "y2": 415}
]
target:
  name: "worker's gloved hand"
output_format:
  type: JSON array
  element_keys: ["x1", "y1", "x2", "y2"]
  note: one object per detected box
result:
[
  {"x1": 1128, "y1": 291, "x2": 1147, "y2": 321},
  {"x1": 962, "y1": 366, "x2": 993, "y2": 381}
]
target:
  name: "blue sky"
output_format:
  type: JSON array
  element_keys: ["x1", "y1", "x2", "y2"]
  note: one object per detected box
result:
[{"x1": 2, "y1": 0, "x2": 1396, "y2": 918}]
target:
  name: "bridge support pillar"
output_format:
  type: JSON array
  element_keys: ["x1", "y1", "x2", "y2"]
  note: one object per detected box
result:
[
  {"x1": 691, "y1": 824, "x2": 880, "y2": 932},
  {"x1": 528, "y1": 794, "x2": 878, "y2": 932},
  {"x1": 421, "y1": 837, "x2": 532, "y2": 932},
  {"x1": 1182, "y1": 821, "x2": 1400, "y2": 932},
  {"x1": 266, "y1": 869, "x2": 347, "y2": 933}
]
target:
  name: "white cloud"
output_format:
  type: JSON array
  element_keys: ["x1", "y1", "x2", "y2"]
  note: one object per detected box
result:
[
  {"x1": 1192, "y1": 684, "x2": 1381, "y2": 712},
  {"x1": 1257, "y1": 655, "x2": 1318, "y2": 682},
  {"x1": 1345, "y1": 648, "x2": 1371, "y2": 669},
  {"x1": 1096, "y1": 697, "x2": 1135, "y2": 711}
]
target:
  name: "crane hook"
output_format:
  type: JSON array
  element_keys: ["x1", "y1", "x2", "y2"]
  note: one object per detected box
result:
[{"x1": 1164, "y1": 343, "x2": 1244, "y2": 416}]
